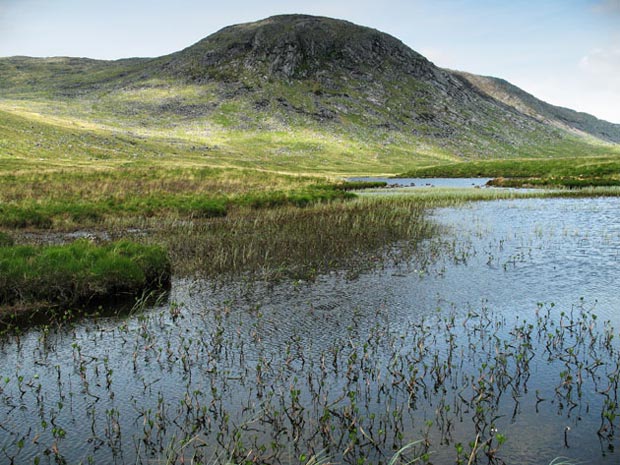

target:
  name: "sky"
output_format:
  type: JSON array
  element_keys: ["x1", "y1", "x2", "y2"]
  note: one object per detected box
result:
[{"x1": 1, "y1": 0, "x2": 619, "y2": 123}]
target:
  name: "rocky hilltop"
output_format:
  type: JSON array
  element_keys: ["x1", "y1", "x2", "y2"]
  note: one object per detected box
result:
[{"x1": 159, "y1": 15, "x2": 436, "y2": 81}]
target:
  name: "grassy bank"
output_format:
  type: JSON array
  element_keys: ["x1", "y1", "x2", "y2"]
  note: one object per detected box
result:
[
  {"x1": 399, "y1": 155, "x2": 620, "y2": 187},
  {"x1": 0, "y1": 240, "x2": 170, "y2": 323},
  {"x1": 359, "y1": 185, "x2": 620, "y2": 204},
  {"x1": 0, "y1": 173, "x2": 363, "y2": 229},
  {"x1": 487, "y1": 176, "x2": 620, "y2": 188}
]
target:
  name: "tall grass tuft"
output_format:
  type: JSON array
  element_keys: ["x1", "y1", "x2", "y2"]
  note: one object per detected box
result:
[{"x1": 0, "y1": 231, "x2": 14, "y2": 247}]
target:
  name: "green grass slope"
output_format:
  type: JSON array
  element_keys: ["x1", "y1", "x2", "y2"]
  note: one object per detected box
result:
[{"x1": 0, "y1": 14, "x2": 618, "y2": 175}]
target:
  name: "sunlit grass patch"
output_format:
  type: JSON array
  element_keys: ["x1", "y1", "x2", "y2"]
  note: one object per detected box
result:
[{"x1": 0, "y1": 240, "x2": 170, "y2": 312}]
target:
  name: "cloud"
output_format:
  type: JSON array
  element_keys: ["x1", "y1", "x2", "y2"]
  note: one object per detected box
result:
[{"x1": 575, "y1": 46, "x2": 620, "y2": 122}]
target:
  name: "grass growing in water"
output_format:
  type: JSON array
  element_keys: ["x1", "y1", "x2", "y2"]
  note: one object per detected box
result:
[
  {"x1": 0, "y1": 240, "x2": 170, "y2": 318},
  {"x1": 1, "y1": 294, "x2": 613, "y2": 464},
  {"x1": 359, "y1": 185, "x2": 620, "y2": 205},
  {"x1": 164, "y1": 196, "x2": 437, "y2": 279}
]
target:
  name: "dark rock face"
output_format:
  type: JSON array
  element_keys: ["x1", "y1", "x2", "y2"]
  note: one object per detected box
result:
[{"x1": 160, "y1": 15, "x2": 441, "y2": 82}]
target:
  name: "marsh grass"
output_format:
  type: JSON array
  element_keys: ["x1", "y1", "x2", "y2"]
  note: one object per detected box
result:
[
  {"x1": 0, "y1": 240, "x2": 170, "y2": 316},
  {"x1": 488, "y1": 176, "x2": 620, "y2": 188},
  {"x1": 0, "y1": 183, "x2": 354, "y2": 229},
  {"x1": 0, "y1": 166, "x2": 323, "y2": 203},
  {"x1": 163, "y1": 197, "x2": 437, "y2": 279},
  {"x1": 360, "y1": 185, "x2": 620, "y2": 205}
]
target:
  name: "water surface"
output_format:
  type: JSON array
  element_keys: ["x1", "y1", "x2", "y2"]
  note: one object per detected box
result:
[{"x1": 1, "y1": 197, "x2": 619, "y2": 464}]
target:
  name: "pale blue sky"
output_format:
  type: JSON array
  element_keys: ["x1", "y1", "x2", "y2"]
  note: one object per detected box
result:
[{"x1": 1, "y1": 0, "x2": 619, "y2": 122}]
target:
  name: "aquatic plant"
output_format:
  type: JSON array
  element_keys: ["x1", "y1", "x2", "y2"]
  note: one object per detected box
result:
[{"x1": 0, "y1": 289, "x2": 617, "y2": 464}]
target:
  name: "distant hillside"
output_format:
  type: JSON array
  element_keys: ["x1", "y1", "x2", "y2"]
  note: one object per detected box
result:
[
  {"x1": 0, "y1": 14, "x2": 618, "y2": 171},
  {"x1": 455, "y1": 71, "x2": 620, "y2": 143}
]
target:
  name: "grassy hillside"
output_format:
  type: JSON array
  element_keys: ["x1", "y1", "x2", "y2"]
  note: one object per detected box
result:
[{"x1": 1, "y1": 14, "x2": 618, "y2": 176}]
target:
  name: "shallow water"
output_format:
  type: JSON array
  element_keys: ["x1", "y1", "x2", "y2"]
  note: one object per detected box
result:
[
  {"x1": 349, "y1": 176, "x2": 493, "y2": 188},
  {"x1": 1, "y1": 197, "x2": 619, "y2": 464}
]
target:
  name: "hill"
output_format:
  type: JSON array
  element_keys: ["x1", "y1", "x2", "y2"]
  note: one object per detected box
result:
[
  {"x1": 455, "y1": 71, "x2": 620, "y2": 144},
  {"x1": 0, "y1": 14, "x2": 618, "y2": 175}
]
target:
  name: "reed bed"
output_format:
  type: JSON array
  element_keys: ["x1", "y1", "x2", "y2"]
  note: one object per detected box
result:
[
  {"x1": 359, "y1": 185, "x2": 620, "y2": 205},
  {"x1": 162, "y1": 196, "x2": 438, "y2": 279}
]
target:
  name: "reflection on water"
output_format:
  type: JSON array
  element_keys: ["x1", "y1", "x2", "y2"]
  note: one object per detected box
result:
[{"x1": 1, "y1": 197, "x2": 619, "y2": 464}]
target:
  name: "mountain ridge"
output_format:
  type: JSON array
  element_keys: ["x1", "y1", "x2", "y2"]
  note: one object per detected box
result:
[{"x1": 454, "y1": 71, "x2": 620, "y2": 143}]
